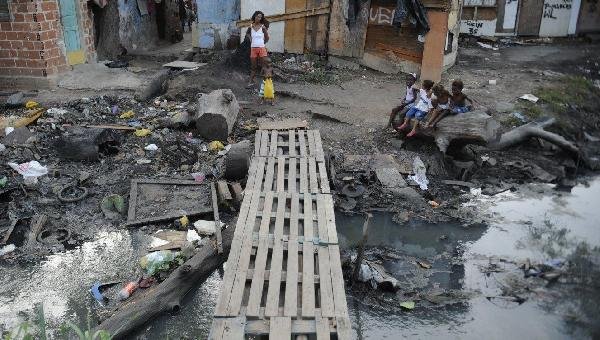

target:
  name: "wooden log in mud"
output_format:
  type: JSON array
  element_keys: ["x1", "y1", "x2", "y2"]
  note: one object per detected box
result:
[
  {"x1": 419, "y1": 111, "x2": 502, "y2": 153},
  {"x1": 94, "y1": 226, "x2": 234, "y2": 339}
]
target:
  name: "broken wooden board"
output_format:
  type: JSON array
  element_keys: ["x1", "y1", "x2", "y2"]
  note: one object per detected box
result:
[
  {"x1": 162, "y1": 61, "x2": 207, "y2": 69},
  {"x1": 211, "y1": 182, "x2": 224, "y2": 254},
  {"x1": 126, "y1": 179, "x2": 212, "y2": 228},
  {"x1": 257, "y1": 118, "x2": 308, "y2": 131},
  {"x1": 217, "y1": 180, "x2": 233, "y2": 202}
]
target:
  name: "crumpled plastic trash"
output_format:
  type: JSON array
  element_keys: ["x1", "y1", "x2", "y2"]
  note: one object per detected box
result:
[
  {"x1": 208, "y1": 140, "x2": 224, "y2": 152},
  {"x1": 5, "y1": 127, "x2": 14, "y2": 135},
  {"x1": 47, "y1": 108, "x2": 68, "y2": 115},
  {"x1": 134, "y1": 128, "x2": 152, "y2": 137},
  {"x1": 139, "y1": 250, "x2": 180, "y2": 275},
  {"x1": 0, "y1": 176, "x2": 7, "y2": 188},
  {"x1": 120, "y1": 110, "x2": 135, "y2": 119},
  {"x1": 358, "y1": 260, "x2": 398, "y2": 291},
  {"x1": 186, "y1": 229, "x2": 202, "y2": 243},
  {"x1": 408, "y1": 156, "x2": 429, "y2": 190},
  {"x1": 191, "y1": 172, "x2": 205, "y2": 183},
  {"x1": 144, "y1": 144, "x2": 159, "y2": 151},
  {"x1": 101, "y1": 194, "x2": 125, "y2": 219},
  {"x1": 218, "y1": 144, "x2": 232, "y2": 156},
  {"x1": 0, "y1": 143, "x2": 5, "y2": 152},
  {"x1": 519, "y1": 94, "x2": 539, "y2": 103},
  {"x1": 0, "y1": 244, "x2": 16, "y2": 256},
  {"x1": 25, "y1": 101, "x2": 39, "y2": 109},
  {"x1": 8, "y1": 160, "x2": 48, "y2": 184}
]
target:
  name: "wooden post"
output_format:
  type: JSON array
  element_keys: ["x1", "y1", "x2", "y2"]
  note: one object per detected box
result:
[
  {"x1": 211, "y1": 182, "x2": 224, "y2": 254},
  {"x1": 352, "y1": 213, "x2": 372, "y2": 283}
]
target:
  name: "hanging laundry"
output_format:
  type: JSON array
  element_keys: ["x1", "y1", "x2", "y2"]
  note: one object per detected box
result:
[
  {"x1": 393, "y1": 0, "x2": 430, "y2": 35},
  {"x1": 137, "y1": 0, "x2": 149, "y2": 16}
]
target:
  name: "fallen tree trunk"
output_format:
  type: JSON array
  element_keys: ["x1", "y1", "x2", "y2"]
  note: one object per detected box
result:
[
  {"x1": 418, "y1": 111, "x2": 501, "y2": 153},
  {"x1": 489, "y1": 117, "x2": 581, "y2": 157},
  {"x1": 94, "y1": 226, "x2": 234, "y2": 339},
  {"x1": 195, "y1": 89, "x2": 240, "y2": 141}
]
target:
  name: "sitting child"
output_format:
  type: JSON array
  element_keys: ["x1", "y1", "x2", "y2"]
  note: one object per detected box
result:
[
  {"x1": 258, "y1": 57, "x2": 275, "y2": 105},
  {"x1": 425, "y1": 79, "x2": 473, "y2": 128},
  {"x1": 388, "y1": 73, "x2": 418, "y2": 128},
  {"x1": 396, "y1": 79, "x2": 434, "y2": 137},
  {"x1": 424, "y1": 84, "x2": 451, "y2": 128}
]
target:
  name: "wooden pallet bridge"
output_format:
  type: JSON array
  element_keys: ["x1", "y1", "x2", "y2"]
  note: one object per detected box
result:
[{"x1": 210, "y1": 129, "x2": 352, "y2": 339}]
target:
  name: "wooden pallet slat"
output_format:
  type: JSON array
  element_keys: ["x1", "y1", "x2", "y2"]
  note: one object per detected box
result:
[
  {"x1": 313, "y1": 130, "x2": 325, "y2": 162},
  {"x1": 264, "y1": 157, "x2": 276, "y2": 192},
  {"x1": 260, "y1": 130, "x2": 269, "y2": 156},
  {"x1": 269, "y1": 317, "x2": 291, "y2": 339},
  {"x1": 299, "y1": 158, "x2": 308, "y2": 193},
  {"x1": 302, "y1": 192, "x2": 316, "y2": 317},
  {"x1": 269, "y1": 130, "x2": 279, "y2": 156},
  {"x1": 316, "y1": 317, "x2": 331, "y2": 340},
  {"x1": 318, "y1": 161, "x2": 330, "y2": 194},
  {"x1": 316, "y1": 195, "x2": 334, "y2": 317},
  {"x1": 298, "y1": 130, "x2": 307, "y2": 156},
  {"x1": 309, "y1": 157, "x2": 319, "y2": 193},
  {"x1": 289, "y1": 130, "x2": 297, "y2": 156},
  {"x1": 284, "y1": 192, "x2": 300, "y2": 316},
  {"x1": 255, "y1": 130, "x2": 262, "y2": 156},
  {"x1": 265, "y1": 192, "x2": 286, "y2": 317},
  {"x1": 277, "y1": 156, "x2": 286, "y2": 192},
  {"x1": 288, "y1": 157, "x2": 297, "y2": 193}
]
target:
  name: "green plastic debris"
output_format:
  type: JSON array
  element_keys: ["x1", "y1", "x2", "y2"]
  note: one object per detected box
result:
[
  {"x1": 140, "y1": 250, "x2": 180, "y2": 276},
  {"x1": 400, "y1": 301, "x2": 415, "y2": 310},
  {"x1": 101, "y1": 194, "x2": 125, "y2": 220},
  {"x1": 0, "y1": 176, "x2": 7, "y2": 188}
]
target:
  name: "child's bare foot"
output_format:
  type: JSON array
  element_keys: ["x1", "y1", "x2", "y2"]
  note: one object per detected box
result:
[{"x1": 406, "y1": 130, "x2": 417, "y2": 137}]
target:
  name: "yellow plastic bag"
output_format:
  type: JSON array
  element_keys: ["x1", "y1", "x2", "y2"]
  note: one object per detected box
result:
[
  {"x1": 134, "y1": 128, "x2": 152, "y2": 137},
  {"x1": 263, "y1": 78, "x2": 274, "y2": 99},
  {"x1": 25, "y1": 101, "x2": 39, "y2": 109},
  {"x1": 208, "y1": 140, "x2": 224, "y2": 152},
  {"x1": 119, "y1": 110, "x2": 135, "y2": 119}
]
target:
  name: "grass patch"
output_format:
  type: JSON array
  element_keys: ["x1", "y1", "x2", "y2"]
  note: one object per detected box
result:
[
  {"x1": 534, "y1": 76, "x2": 598, "y2": 114},
  {"x1": 300, "y1": 67, "x2": 337, "y2": 85}
]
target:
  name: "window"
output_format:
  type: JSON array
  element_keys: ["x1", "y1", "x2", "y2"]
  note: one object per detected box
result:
[{"x1": 0, "y1": 0, "x2": 9, "y2": 22}]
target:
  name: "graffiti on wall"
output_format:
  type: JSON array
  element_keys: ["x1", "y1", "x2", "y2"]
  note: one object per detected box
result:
[
  {"x1": 460, "y1": 19, "x2": 497, "y2": 36},
  {"x1": 543, "y1": 0, "x2": 572, "y2": 18},
  {"x1": 368, "y1": 6, "x2": 395, "y2": 25},
  {"x1": 539, "y1": 0, "x2": 573, "y2": 36}
]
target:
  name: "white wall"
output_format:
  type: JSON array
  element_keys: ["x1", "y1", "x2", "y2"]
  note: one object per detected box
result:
[
  {"x1": 503, "y1": 0, "x2": 519, "y2": 29},
  {"x1": 241, "y1": 0, "x2": 285, "y2": 53},
  {"x1": 460, "y1": 19, "x2": 498, "y2": 36},
  {"x1": 539, "y1": 0, "x2": 573, "y2": 36}
]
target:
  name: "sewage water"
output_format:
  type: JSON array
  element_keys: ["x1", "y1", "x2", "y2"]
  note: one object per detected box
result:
[{"x1": 1, "y1": 178, "x2": 599, "y2": 339}]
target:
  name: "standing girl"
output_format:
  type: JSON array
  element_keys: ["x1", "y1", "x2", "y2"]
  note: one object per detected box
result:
[{"x1": 246, "y1": 11, "x2": 270, "y2": 87}]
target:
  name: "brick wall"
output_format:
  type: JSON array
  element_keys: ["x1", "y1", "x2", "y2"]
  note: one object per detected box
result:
[{"x1": 0, "y1": 0, "x2": 95, "y2": 85}]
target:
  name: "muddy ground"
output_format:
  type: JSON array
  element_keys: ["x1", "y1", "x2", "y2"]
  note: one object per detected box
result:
[{"x1": 1, "y1": 37, "x2": 600, "y2": 338}]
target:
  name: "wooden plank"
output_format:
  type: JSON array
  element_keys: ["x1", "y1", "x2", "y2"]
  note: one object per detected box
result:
[
  {"x1": 288, "y1": 130, "x2": 297, "y2": 156},
  {"x1": 329, "y1": 245, "x2": 348, "y2": 317},
  {"x1": 217, "y1": 180, "x2": 232, "y2": 202},
  {"x1": 316, "y1": 194, "x2": 329, "y2": 243},
  {"x1": 245, "y1": 318, "x2": 334, "y2": 335},
  {"x1": 255, "y1": 130, "x2": 262, "y2": 156},
  {"x1": 246, "y1": 191, "x2": 275, "y2": 316},
  {"x1": 264, "y1": 157, "x2": 276, "y2": 192},
  {"x1": 236, "y1": 5, "x2": 330, "y2": 27},
  {"x1": 210, "y1": 316, "x2": 246, "y2": 340},
  {"x1": 269, "y1": 317, "x2": 291, "y2": 339},
  {"x1": 124, "y1": 208, "x2": 212, "y2": 228},
  {"x1": 313, "y1": 130, "x2": 325, "y2": 162},
  {"x1": 316, "y1": 195, "x2": 334, "y2": 317},
  {"x1": 260, "y1": 130, "x2": 269, "y2": 156},
  {"x1": 269, "y1": 130, "x2": 278, "y2": 156},
  {"x1": 284, "y1": 192, "x2": 300, "y2": 316},
  {"x1": 277, "y1": 156, "x2": 286, "y2": 192},
  {"x1": 127, "y1": 179, "x2": 139, "y2": 222},
  {"x1": 223, "y1": 190, "x2": 263, "y2": 316},
  {"x1": 323, "y1": 194, "x2": 338, "y2": 244},
  {"x1": 244, "y1": 159, "x2": 260, "y2": 192},
  {"x1": 305, "y1": 0, "x2": 329, "y2": 53},
  {"x1": 318, "y1": 161, "x2": 330, "y2": 194},
  {"x1": 307, "y1": 130, "x2": 316, "y2": 157},
  {"x1": 211, "y1": 182, "x2": 224, "y2": 254},
  {"x1": 299, "y1": 158, "x2": 308, "y2": 193},
  {"x1": 210, "y1": 318, "x2": 227, "y2": 339},
  {"x1": 316, "y1": 317, "x2": 330, "y2": 340},
  {"x1": 258, "y1": 119, "x2": 308, "y2": 131},
  {"x1": 214, "y1": 189, "x2": 257, "y2": 316},
  {"x1": 308, "y1": 157, "x2": 319, "y2": 193},
  {"x1": 265, "y1": 192, "x2": 286, "y2": 316},
  {"x1": 246, "y1": 269, "x2": 321, "y2": 283},
  {"x1": 298, "y1": 130, "x2": 307, "y2": 156},
  {"x1": 335, "y1": 317, "x2": 353, "y2": 340},
  {"x1": 288, "y1": 157, "x2": 297, "y2": 193},
  {"x1": 302, "y1": 192, "x2": 315, "y2": 317},
  {"x1": 285, "y1": 0, "x2": 307, "y2": 53}
]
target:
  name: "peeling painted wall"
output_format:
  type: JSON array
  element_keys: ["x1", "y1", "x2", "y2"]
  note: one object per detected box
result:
[
  {"x1": 118, "y1": 0, "x2": 159, "y2": 51},
  {"x1": 197, "y1": 0, "x2": 240, "y2": 49}
]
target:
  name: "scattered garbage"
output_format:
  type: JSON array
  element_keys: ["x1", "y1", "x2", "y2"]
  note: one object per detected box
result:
[
  {"x1": 8, "y1": 160, "x2": 48, "y2": 184},
  {"x1": 0, "y1": 143, "x2": 5, "y2": 153},
  {"x1": 178, "y1": 215, "x2": 189, "y2": 228},
  {"x1": 136, "y1": 159, "x2": 152, "y2": 165},
  {"x1": 488, "y1": 79, "x2": 497, "y2": 85},
  {"x1": 519, "y1": 94, "x2": 539, "y2": 103},
  {"x1": 0, "y1": 176, "x2": 7, "y2": 188},
  {"x1": 217, "y1": 144, "x2": 232, "y2": 156},
  {"x1": 5, "y1": 127, "x2": 14, "y2": 135},
  {"x1": 112, "y1": 105, "x2": 119, "y2": 114},
  {"x1": 194, "y1": 219, "x2": 224, "y2": 235},
  {"x1": 90, "y1": 281, "x2": 120, "y2": 305},
  {"x1": 139, "y1": 250, "x2": 180, "y2": 276},
  {"x1": 186, "y1": 229, "x2": 202, "y2": 243},
  {"x1": 191, "y1": 172, "x2": 205, "y2": 183},
  {"x1": 119, "y1": 110, "x2": 135, "y2": 119},
  {"x1": 417, "y1": 260, "x2": 432, "y2": 269},
  {"x1": 400, "y1": 301, "x2": 415, "y2": 310},
  {"x1": 511, "y1": 111, "x2": 528, "y2": 122},
  {"x1": 25, "y1": 101, "x2": 39, "y2": 109},
  {"x1": 0, "y1": 244, "x2": 16, "y2": 256},
  {"x1": 144, "y1": 144, "x2": 159, "y2": 151},
  {"x1": 208, "y1": 140, "x2": 224, "y2": 152},
  {"x1": 477, "y1": 42, "x2": 498, "y2": 50},
  {"x1": 134, "y1": 128, "x2": 152, "y2": 137},
  {"x1": 357, "y1": 259, "x2": 399, "y2": 291},
  {"x1": 47, "y1": 108, "x2": 68, "y2": 115},
  {"x1": 117, "y1": 281, "x2": 139, "y2": 301},
  {"x1": 408, "y1": 157, "x2": 429, "y2": 190},
  {"x1": 101, "y1": 194, "x2": 126, "y2": 219},
  {"x1": 428, "y1": 200, "x2": 440, "y2": 208}
]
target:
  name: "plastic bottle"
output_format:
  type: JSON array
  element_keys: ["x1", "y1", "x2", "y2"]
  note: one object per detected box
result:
[{"x1": 118, "y1": 281, "x2": 139, "y2": 301}]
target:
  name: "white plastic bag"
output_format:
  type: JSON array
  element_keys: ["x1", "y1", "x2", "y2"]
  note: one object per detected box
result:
[
  {"x1": 408, "y1": 157, "x2": 429, "y2": 190},
  {"x1": 8, "y1": 161, "x2": 48, "y2": 184}
]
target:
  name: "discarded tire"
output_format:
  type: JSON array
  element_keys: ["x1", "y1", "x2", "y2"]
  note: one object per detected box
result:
[{"x1": 225, "y1": 140, "x2": 251, "y2": 181}]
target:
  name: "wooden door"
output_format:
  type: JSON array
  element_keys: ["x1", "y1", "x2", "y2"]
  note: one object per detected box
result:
[
  {"x1": 517, "y1": 0, "x2": 544, "y2": 35},
  {"x1": 285, "y1": 0, "x2": 307, "y2": 53},
  {"x1": 59, "y1": 0, "x2": 84, "y2": 65}
]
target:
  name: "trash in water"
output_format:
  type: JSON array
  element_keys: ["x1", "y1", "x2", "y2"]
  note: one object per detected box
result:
[
  {"x1": 144, "y1": 144, "x2": 159, "y2": 151},
  {"x1": 519, "y1": 94, "x2": 539, "y2": 103},
  {"x1": 134, "y1": 129, "x2": 152, "y2": 137},
  {"x1": 358, "y1": 260, "x2": 399, "y2": 291},
  {"x1": 0, "y1": 244, "x2": 16, "y2": 256},
  {"x1": 7, "y1": 160, "x2": 48, "y2": 184},
  {"x1": 120, "y1": 110, "x2": 135, "y2": 119},
  {"x1": 400, "y1": 301, "x2": 415, "y2": 310},
  {"x1": 140, "y1": 250, "x2": 180, "y2": 275},
  {"x1": 408, "y1": 156, "x2": 429, "y2": 190},
  {"x1": 208, "y1": 140, "x2": 224, "y2": 152},
  {"x1": 117, "y1": 281, "x2": 139, "y2": 301}
]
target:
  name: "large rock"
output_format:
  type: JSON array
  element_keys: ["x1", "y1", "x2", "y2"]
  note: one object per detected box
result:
[{"x1": 194, "y1": 89, "x2": 239, "y2": 142}]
